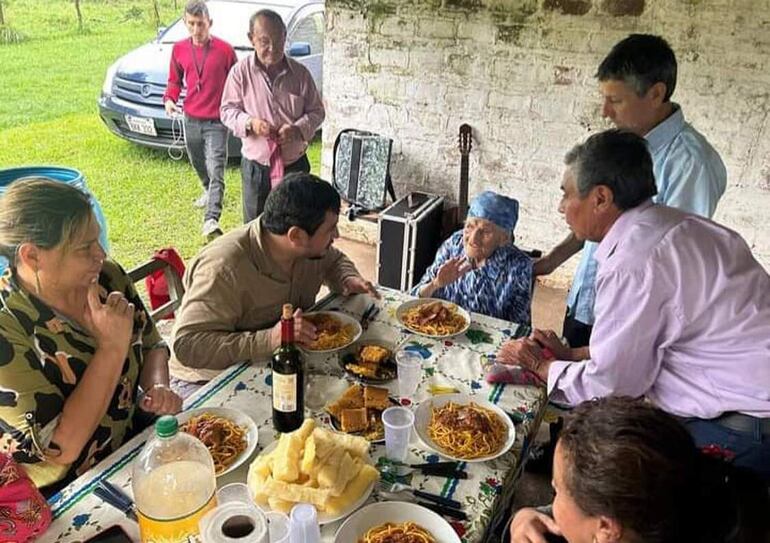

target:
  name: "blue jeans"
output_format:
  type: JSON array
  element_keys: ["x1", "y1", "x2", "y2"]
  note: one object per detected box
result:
[{"x1": 684, "y1": 418, "x2": 770, "y2": 482}]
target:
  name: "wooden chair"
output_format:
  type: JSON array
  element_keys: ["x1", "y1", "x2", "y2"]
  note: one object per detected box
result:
[{"x1": 128, "y1": 257, "x2": 185, "y2": 321}]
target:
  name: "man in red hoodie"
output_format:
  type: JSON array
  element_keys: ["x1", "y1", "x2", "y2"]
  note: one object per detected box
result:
[{"x1": 163, "y1": 0, "x2": 237, "y2": 240}]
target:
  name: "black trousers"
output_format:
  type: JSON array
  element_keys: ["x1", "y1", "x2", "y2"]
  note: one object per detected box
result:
[
  {"x1": 240, "y1": 154, "x2": 310, "y2": 223},
  {"x1": 562, "y1": 309, "x2": 592, "y2": 348}
]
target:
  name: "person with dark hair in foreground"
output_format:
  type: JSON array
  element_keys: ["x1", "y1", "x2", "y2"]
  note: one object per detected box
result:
[
  {"x1": 535, "y1": 34, "x2": 726, "y2": 349},
  {"x1": 499, "y1": 130, "x2": 770, "y2": 480},
  {"x1": 510, "y1": 397, "x2": 769, "y2": 543},
  {"x1": 168, "y1": 173, "x2": 377, "y2": 397}
]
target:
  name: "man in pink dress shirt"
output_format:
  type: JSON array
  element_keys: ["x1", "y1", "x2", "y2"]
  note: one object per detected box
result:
[
  {"x1": 500, "y1": 130, "x2": 770, "y2": 479},
  {"x1": 220, "y1": 9, "x2": 325, "y2": 223}
]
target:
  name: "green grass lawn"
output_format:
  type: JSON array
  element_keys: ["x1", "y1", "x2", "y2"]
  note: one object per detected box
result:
[{"x1": 0, "y1": 0, "x2": 321, "y2": 268}]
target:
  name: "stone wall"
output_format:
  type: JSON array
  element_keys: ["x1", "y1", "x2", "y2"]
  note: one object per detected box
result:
[{"x1": 322, "y1": 0, "x2": 770, "y2": 285}]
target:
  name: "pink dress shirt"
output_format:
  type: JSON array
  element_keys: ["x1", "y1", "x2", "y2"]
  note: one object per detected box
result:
[
  {"x1": 220, "y1": 54, "x2": 324, "y2": 166},
  {"x1": 548, "y1": 201, "x2": 770, "y2": 419}
]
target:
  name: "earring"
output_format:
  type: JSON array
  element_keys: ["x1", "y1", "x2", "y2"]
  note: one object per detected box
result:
[{"x1": 34, "y1": 269, "x2": 41, "y2": 295}]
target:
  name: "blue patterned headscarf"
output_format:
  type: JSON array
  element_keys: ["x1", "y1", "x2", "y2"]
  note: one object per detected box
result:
[{"x1": 467, "y1": 191, "x2": 519, "y2": 232}]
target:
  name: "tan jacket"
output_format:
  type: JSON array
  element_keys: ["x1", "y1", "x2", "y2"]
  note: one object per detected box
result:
[{"x1": 169, "y1": 220, "x2": 360, "y2": 382}]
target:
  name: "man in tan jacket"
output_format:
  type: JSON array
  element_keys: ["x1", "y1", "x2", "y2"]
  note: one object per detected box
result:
[{"x1": 169, "y1": 173, "x2": 377, "y2": 397}]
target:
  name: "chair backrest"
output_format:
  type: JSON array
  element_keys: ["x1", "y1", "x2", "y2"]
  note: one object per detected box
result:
[{"x1": 128, "y1": 258, "x2": 185, "y2": 321}]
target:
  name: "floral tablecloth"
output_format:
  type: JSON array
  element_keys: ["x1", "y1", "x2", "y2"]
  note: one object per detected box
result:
[{"x1": 47, "y1": 289, "x2": 547, "y2": 542}]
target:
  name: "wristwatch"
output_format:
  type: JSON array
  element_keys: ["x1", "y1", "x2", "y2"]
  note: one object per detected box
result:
[{"x1": 245, "y1": 117, "x2": 253, "y2": 134}]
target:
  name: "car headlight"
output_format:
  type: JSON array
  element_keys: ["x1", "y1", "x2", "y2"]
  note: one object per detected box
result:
[{"x1": 102, "y1": 61, "x2": 120, "y2": 96}]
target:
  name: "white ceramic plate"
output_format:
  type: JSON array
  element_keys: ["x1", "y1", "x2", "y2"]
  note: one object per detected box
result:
[
  {"x1": 301, "y1": 311, "x2": 363, "y2": 354},
  {"x1": 395, "y1": 298, "x2": 471, "y2": 339},
  {"x1": 177, "y1": 406, "x2": 259, "y2": 477},
  {"x1": 334, "y1": 501, "x2": 462, "y2": 543},
  {"x1": 249, "y1": 439, "x2": 375, "y2": 525},
  {"x1": 414, "y1": 393, "x2": 516, "y2": 463}
]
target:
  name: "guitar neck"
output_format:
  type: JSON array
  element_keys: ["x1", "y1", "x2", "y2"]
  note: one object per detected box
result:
[{"x1": 459, "y1": 155, "x2": 469, "y2": 219}]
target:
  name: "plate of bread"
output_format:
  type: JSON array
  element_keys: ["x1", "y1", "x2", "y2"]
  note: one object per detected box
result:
[
  {"x1": 325, "y1": 384, "x2": 397, "y2": 443},
  {"x1": 339, "y1": 340, "x2": 397, "y2": 382},
  {"x1": 247, "y1": 419, "x2": 378, "y2": 524}
]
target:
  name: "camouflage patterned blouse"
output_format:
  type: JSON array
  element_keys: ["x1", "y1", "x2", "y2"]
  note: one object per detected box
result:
[{"x1": 0, "y1": 259, "x2": 163, "y2": 489}]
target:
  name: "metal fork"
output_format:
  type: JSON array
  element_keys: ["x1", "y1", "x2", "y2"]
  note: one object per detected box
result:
[{"x1": 377, "y1": 478, "x2": 463, "y2": 509}]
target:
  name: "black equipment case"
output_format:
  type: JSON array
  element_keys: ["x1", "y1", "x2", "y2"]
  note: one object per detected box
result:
[{"x1": 376, "y1": 192, "x2": 444, "y2": 292}]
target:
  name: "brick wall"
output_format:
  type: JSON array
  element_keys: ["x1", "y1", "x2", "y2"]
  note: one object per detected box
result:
[{"x1": 322, "y1": 0, "x2": 770, "y2": 286}]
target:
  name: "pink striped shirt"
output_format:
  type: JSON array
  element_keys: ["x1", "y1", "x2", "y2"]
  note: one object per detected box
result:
[{"x1": 220, "y1": 54, "x2": 324, "y2": 165}]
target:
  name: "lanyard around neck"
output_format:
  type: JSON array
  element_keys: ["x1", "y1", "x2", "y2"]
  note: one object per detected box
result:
[{"x1": 190, "y1": 38, "x2": 211, "y2": 91}]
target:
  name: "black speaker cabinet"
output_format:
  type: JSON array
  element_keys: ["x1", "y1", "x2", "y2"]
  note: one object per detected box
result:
[{"x1": 376, "y1": 192, "x2": 444, "y2": 292}]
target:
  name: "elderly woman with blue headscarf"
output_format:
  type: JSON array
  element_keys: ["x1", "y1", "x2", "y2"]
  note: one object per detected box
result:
[{"x1": 411, "y1": 191, "x2": 533, "y2": 324}]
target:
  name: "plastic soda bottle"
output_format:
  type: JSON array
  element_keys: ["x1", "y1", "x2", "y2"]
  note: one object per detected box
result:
[{"x1": 132, "y1": 415, "x2": 217, "y2": 542}]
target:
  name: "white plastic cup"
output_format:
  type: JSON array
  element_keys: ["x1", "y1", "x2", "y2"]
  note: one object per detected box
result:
[
  {"x1": 382, "y1": 406, "x2": 414, "y2": 462},
  {"x1": 266, "y1": 511, "x2": 291, "y2": 543},
  {"x1": 289, "y1": 503, "x2": 321, "y2": 543},
  {"x1": 396, "y1": 350, "x2": 423, "y2": 398},
  {"x1": 217, "y1": 482, "x2": 254, "y2": 506}
]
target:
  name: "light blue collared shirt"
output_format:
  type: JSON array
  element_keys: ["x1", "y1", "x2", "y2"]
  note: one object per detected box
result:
[{"x1": 566, "y1": 105, "x2": 727, "y2": 325}]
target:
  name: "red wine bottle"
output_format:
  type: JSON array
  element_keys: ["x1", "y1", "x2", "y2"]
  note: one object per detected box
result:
[{"x1": 271, "y1": 304, "x2": 305, "y2": 432}]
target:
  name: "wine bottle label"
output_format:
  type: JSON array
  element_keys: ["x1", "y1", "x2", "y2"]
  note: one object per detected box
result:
[{"x1": 272, "y1": 372, "x2": 297, "y2": 412}]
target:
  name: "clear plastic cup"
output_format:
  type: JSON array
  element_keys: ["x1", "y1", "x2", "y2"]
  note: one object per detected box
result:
[
  {"x1": 289, "y1": 503, "x2": 321, "y2": 543},
  {"x1": 382, "y1": 406, "x2": 414, "y2": 462},
  {"x1": 217, "y1": 482, "x2": 254, "y2": 506},
  {"x1": 266, "y1": 511, "x2": 291, "y2": 543},
  {"x1": 396, "y1": 350, "x2": 423, "y2": 398}
]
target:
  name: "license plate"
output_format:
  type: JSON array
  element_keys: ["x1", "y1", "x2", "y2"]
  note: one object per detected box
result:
[{"x1": 125, "y1": 115, "x2": 157, "y2": 136}]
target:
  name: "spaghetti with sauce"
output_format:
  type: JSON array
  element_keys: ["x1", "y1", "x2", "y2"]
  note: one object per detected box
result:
[
  {"x1": 358, "y1": 521, "x2": 436, "y2": 543},
  {"x1": 400, "y1": 301, "x2": 467, "y2": 337},
  {"x1": 180, "y1": 413, "x2": 247, "y2": 474},
  {"x1": 305, "y1": 313, "x2": 356, "y2": 351},
  {"x1": 428, "y1": 402, "x2": 507, "y2": 460}
]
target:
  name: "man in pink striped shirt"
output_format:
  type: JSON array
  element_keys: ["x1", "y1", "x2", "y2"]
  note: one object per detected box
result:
[{"x1": 221, "y1": 9, "x2": 325, "y2": 223}]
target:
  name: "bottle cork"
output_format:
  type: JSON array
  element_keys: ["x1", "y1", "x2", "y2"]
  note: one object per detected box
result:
[{"x1": 282, "y1": 303, "x2": 293, "y2": 320}]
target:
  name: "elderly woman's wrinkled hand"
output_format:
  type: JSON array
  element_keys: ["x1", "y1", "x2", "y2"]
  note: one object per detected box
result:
[
  {"x1": 434, "y1": 257, "x2": 473, "y2": 289},
  {"x1": 509, "y1": 508, "x2": 562, "y2": 543}
]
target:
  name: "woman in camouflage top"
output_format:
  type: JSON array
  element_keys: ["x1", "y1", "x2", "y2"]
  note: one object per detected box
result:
[{"x1": 0, "y1": 179, "x2": 181, "y2": 492}]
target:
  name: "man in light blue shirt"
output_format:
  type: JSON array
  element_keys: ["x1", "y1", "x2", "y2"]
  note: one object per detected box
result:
[{"x1": 535, "y1": 34, "x2": 727, "y2": 348}]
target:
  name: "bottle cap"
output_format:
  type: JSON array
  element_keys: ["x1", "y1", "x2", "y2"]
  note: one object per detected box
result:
[
  {"x1": 155, "y1": 415, "x2": 178, "y2": 438},
  {"x1": 282, "y1": 303, "x2": 293, "y2": 320}
]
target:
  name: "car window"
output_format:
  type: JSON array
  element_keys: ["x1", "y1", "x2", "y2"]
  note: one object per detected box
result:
[
  {"x1": 288, "y1": 11, "x2": 324, "y2": 53},
  {"x1": 160, "y1": 2, "x2": 292, "y2": 49}
]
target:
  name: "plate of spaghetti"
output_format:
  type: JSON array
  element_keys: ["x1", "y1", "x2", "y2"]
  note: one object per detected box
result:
[
  {"x1": 178, "y1": 407, "x2": 258, "y2": 476},
  {"x1": 334, "y1": 501, "x2": 460, "y2": 543},
  {"x1": 396, "y1": 299, "x2": 470, "y2": 339},
  {"x1": 414, "y1": 394, "x2": 515, "y2": 463},
  {"x1": 303, "y1": 311, "x2": 362, "y2": 353}
]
